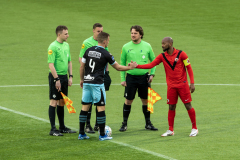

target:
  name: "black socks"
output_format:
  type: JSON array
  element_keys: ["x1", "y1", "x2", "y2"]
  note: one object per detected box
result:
[
  {"x1": 49, "y1": 105, "x2": 56, "y2": 130},
  {"x1": 97, "y1": 111, "x2": 106, "y2": 136},
  {"x1": 142, "y1": 105, "x2": 150, "y2": 124},
  {"x1": 123, "y1": 103, "x2": 131, "y2": 124},
  {"x1": 79, "y1": 110, "x2": 88, "y2": 135}
]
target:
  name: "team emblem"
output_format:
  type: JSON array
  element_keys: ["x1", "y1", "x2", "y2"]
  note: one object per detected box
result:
[
  {"x1": 82, "y1": 44, "x2": 85, "y2": 49},
  {"x1": 187, "y1": 59, "x2": 190, "y2": 63},
  {"x1": 175, "y1": 58, "x2": 178, "y2": 62},
  {"x1": 48, "y1": 50, "x2": 53, "y2": 55}
]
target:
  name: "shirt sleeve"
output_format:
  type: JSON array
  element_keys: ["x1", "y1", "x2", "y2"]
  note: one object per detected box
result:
[
  {"x1": 181, "y1": 51, "x2": 190, "y2": 66},
  {"x1": 120, "y1": 47, "x2": 127, "y2": 82},
  {"x1": 186, "y1": 65, "x2": 194, "y2": 84},
  {"x1": 148, "y1": 45, "x2": 157, "y2": 75},
  {"x1": 106, "y1": 51, "x2": 116, "y2": 65},
  {"x1": 68, "y1": 45, "x2": 71, "y2": 62},
  {"x1": 79, "y1": 41, "x2": 91, "y2": 58},
  {"x1": 137, "y1": 54, "x2": 162, "y2": 69},
  {"x1": 47, "y1": 45, "x2": 56, "y2": 63},
  {"x1": 181, "y1": 51, "x2": 194, "y2": 83}
]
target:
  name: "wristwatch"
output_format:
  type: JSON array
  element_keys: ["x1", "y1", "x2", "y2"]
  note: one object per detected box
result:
[
  {"x1": 69, "y1": 75, "x2": 73, "y2": 78},
  {"x1": 54, "y1": 77, "x2": 60, "y2": 82}
]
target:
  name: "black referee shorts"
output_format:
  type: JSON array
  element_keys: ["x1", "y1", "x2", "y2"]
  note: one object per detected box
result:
[
  {"x1": 124, "y1": 73, "x2": 151, "y2": 100},
  {"x1": 48, "y1": 73, "x2": 68, "y2": 100},
  {"x1": 104, "y1": 71, "x2": 111, "y2": 91}
]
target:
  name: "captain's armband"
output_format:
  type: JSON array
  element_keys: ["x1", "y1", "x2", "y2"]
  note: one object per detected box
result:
[{"x1": 183, "y1": 58, "x2": 190, "y2": 66}]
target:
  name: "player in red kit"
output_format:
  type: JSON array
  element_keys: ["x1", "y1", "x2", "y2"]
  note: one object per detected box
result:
[{"x1": 136, "y1": 37, "x2": 198, "y2": 137}]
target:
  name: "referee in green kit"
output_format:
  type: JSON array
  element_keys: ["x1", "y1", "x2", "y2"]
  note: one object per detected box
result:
[
  {"x1": 47, "y1": 25, "x2": 76, "y2": 136},
  {"x1": 119, "y1": 25, "x2": 158, "y2": 132}
]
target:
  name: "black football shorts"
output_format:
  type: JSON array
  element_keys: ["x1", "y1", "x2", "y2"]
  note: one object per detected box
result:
[
  {"x1": 104, "y1": 71, "x2": 111, "y2": 91},
  {"x1": 124, "y1": 73, "x2": 150, "y2": 100},
  {"x1": 48, "y1": 73, "x2": 68, "y2": 100}
]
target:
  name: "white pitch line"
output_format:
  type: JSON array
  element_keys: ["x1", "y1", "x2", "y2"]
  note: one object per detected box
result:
[
  {"x1": 0, "y1": 83, "x2": 240, "y2": 88},
  {"x1": 0, "y1": 105, "x2": 177, "y2": 160},
  {"x1": 0, "y1": 106, "x2": 49, "y2": 123}
]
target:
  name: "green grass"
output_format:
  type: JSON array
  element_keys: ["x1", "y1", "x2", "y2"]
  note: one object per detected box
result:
[{"x1": 1, "y1": 0, "x2": 240, "y2": 159}]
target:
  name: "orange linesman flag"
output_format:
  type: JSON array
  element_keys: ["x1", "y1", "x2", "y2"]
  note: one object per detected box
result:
[
  {"x1": 147, "y1": 87, "x2": 162, "y2": 114},
  {"x1": 60, "y1": 92, "x2": 76, "y2": 114}
]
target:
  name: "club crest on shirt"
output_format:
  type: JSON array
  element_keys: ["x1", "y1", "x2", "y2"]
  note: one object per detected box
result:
[
  {"x1": 48, "y1": 50, "x2": 53, "y2": 55},
  {"x1": 175, "y1": 58, "x2": 179, "y2": 62},
  {"x1": 82, "y1": 44, "x2": 85, "y2": 49}
]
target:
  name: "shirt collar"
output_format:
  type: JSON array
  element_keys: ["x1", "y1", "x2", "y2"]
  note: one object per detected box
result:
[{"x1": 96, "y1": 45, "x2": 105, "y2": 49}]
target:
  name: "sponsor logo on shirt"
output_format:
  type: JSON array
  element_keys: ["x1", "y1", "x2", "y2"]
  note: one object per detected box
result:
[
  {"x1": 88, "y1": 51, "x2": 101, "y2": 59},
  {"x1": 128, "y1": 49, "x2": 133, "y2": 52},
  {"x1": 84, "y1": 74, "x2": 95, "y2": 81},
  {"x1": 142, "y1": 55, "x2": 145, "y2": 59},
  {"x1": 48, "y1": 50, "x2": 53, "y2": 55}
]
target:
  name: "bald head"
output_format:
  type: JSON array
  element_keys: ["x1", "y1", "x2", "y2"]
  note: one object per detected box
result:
[
  {"x1": 162, "y1": 37, "x2": 173, "y2": 52},
  {"x1": 162, "y1": 37, "x2": 173, "y2": 44}
]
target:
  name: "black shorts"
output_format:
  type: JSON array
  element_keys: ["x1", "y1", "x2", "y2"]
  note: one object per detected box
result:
[
  {"x1": 124, "y1": 73, "x2": 151, "y2": 100},
  {"x1": 104, "y1": 71, "x2": 111, "y2": 91},
  {"x1": 48, "y1": 73, "x2": 68, "y2": 100}
]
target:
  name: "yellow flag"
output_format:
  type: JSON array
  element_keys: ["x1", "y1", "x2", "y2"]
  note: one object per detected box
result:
[
  {"x1": 148, "y1": 87, "x2": 162, "y2": 114},
  {"x1": 60, "y1": 92, "x2": 76, "y2": 114}
]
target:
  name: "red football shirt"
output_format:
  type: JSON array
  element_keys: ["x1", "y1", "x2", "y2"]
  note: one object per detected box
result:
[{"x1": 136, "y1": 48, "x2": 193, "y2": 87}]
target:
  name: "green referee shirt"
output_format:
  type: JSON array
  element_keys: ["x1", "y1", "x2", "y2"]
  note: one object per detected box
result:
[
  {"x1": 48, "y1": 40, "x2": 71, "y2": 75},
  {"x1": 120, "y1": 40, "x2": 156, "y2": 82},
  {"x1": 79, "y1": 36, "x2": 109, "y2": 58}
]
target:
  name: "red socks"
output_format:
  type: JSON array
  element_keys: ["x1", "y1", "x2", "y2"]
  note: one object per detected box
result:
[
  {"x1": 187, "y1": 108, "x2": 197, "y2": 129},
  {"x1": 168, "y1": 110, "x2": 175, "y2": 131},
  {"x1": 168, "y1": 108, "x2": 197, "y2": 131}
]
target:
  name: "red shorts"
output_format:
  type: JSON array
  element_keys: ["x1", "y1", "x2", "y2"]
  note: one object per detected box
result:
[{"x1": 167, "y1": 83, "x2": 192, "y2": 104}]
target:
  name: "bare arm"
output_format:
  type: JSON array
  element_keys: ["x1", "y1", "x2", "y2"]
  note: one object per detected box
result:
[
  {"x1": 68, "y1": 61, "x2": 72, "y2": 86},
  {"x1": 49, "y1": 63, "x2": 61, "y2": 91},
  {"x1": 111, "y1": 61, "x2": 137, "y2": 71},
  {"x1": 80, "y1": 62, "x2": 85, "y2": 88}
]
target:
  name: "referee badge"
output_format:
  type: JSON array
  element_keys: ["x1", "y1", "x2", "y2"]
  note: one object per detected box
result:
[
  {"x1": 48, "y1": 50, "x2": 53, "y2": 55},
  {"x1": 82, "y1": 44, "x2": 85, "y2": 49}
]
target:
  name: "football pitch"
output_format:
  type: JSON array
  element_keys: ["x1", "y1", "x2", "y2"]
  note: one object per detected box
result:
[{"x1": 0, "y1": 0, "x2": 240, "y2": 159}]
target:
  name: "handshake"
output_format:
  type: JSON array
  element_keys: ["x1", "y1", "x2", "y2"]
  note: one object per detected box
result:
[{"x1": 128, "y1": 60, "x2": 138, "y2": 69}]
